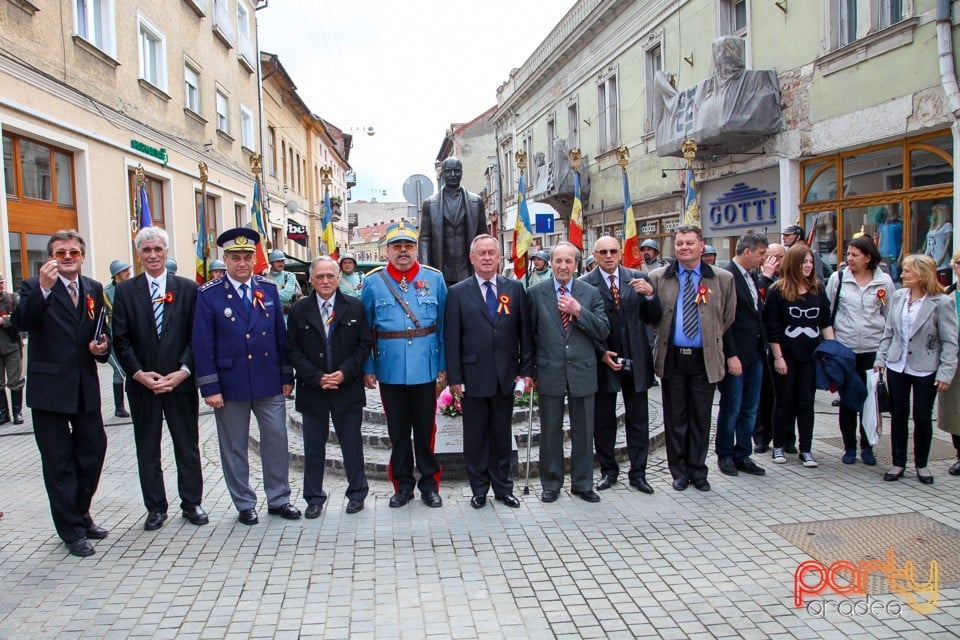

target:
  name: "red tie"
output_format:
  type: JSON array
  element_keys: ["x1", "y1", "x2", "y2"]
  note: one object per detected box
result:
[
  {"x1": 609, "y1": 275, "x2": 621, "y2": 310},
  {"x1": 559, "y1": 285, "x2": 570, "y2": 331}
]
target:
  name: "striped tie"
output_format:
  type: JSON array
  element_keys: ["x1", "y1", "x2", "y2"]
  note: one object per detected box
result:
[
  {"x1": 151, "y1": 280, "x2": 163, "y2": 336},
  {"x1": 681, "y1": 270, "x2": 699, "y2": 339},
  {"x1": 559, "y1": 284, "x2": 570, "y2": 331},
  {"x1": 322, "y1": 301, "x2": 333, "y2": 337},
  {"x1": 67, "y1": 281, "x2": 79, "y2": 307},
  {"x1": 609, "y1": 275, "x2": 621, "y2": 310}
]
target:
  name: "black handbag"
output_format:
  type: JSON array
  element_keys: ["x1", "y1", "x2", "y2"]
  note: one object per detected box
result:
[{"x1": 876, "y1": 371, "x2": 891, "y2": 414}]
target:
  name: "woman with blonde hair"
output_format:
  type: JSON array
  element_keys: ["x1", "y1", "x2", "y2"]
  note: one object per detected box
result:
[
  {"x1": 936, "y1": 248, "x2": 960, "y2": 475},
  {"x1": 763, "y1": 243, "x2": 835, "y2": 467},
  {"x1": 875, "y1": 254, "x2": 958, "y2": 484}
]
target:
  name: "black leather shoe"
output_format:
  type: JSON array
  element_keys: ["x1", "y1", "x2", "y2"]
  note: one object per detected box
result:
[
  {"x1": 182, "y1": 505, "x2": 209, "y2": 525},
  {"x1": 66, "y1": 538, "x2": 95, "y2": 558},
  {"x1": 541, "y1": 490, "x2": 559, "y2": 503},
  {"x1": 144, "y1": 511, "x2": 167, "y2": 531},
  {"x1": 421, "y1": 492, "x2": 442, "y2": 508},
  {"x1": 718, "y1": 457, "x2": 739, "y2": 476},
  {"x1": 389, "y1": 492, "x2": 414, "y2": 508},
  {"x1": 495, "y1": 494, "x2": 521, "y2": 508},
  {"x1": 883, "y1": 467, "x2": 905, "y2": 482},
  {"x1": 304, "y1": 504, "x2": 323, "y2": 519},
  {"x1": 595, "y1": 474, "x2": 617, "y2": 491},
  {"x1": 345, "y1": 500, "x2": 364, "y2": 514},
  {"x1": 470, "y1": 495, "x2": 487, "y2": 509},
  {"x1": 917, "y1": 468, "x2": 935, "y2": 485},
  {"x1": 13, "y1": 412, "x2": 24, "y2": 425},
  {"x1": 950, "y1": 460, "x2": 960, "y2": 476},
  {"x1": 238, "y1": 508, "x2": 259, "y2": 525},
  {"x1": 86, "y1": 524, "x2": 109, "y2": 540},
  {"x1": 694, "y1": 479, "x2": 711, "y2": 492},
  {"x1": 267, "y1": 503, "x2": 302, "y2": 519},
  {"x1": 571, "y1": 488, "x2": 601, "y2": 503},
  {"x1": 735, "y1": 458, "x2": 766, "y2": 476},
  {"x1": 754, "y1": 443, "x2": 770, "y2": 454},
  {"x1": 114, "y1": 408, "x2": 130, "y2": 418},
  {"x1": 672, "y1": 478, "x2": 689, "y2": 491},
  {"x1": 630, "y1": 477, "x2": 654, "y2": 494}
]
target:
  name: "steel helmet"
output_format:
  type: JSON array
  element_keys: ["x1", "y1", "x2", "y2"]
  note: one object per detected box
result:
[{"x1": 640, "y1": 239, "x2": 660, "y2": 252}]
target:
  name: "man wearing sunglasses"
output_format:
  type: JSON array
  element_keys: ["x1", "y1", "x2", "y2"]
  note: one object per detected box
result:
[
  {"x1": 14, "y1": 230, "x2": 111, "y2": 558},
  {"x1": 581, "y1": 237, "x2": 661, "y2": 495}
]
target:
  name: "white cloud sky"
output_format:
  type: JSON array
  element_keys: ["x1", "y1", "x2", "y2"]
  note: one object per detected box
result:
[{"x1": 257, "y1": 0, "x2": 576, "y2": 203}]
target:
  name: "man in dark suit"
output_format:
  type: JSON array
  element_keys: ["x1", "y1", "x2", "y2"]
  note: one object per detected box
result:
[
  {"x1": 14, "y1": 230, "x2": 111, "y2": 557},
  {"x1": 193, "y1": 227, "x2": 300, "y2": 525},
  {"x1": 419, "y1": 157, "x2": 486, "y2": 286},
  {"x1": 581, "y1": 236, "x2": 662, "y2": 495},
  {"x1": 715, "y1": 232, "x2": 769, "y2": 478},
  {"x1": 754, "y1": 242, "x2": 785, "y2": 453},
  {"x1": 649, "y1": 226, "x2": 735, "y2": 492},
  {"x1": 112, "y1": 227, "x2": 207, "y2": 531},
  {"x1": 445, "y1": 234, "x2": 534, "y2": 509},
  {"x1": 529, "y1": 241, "x2": 609, "y2": 503},
  {"x1": 287, "y1": 256, "x2": 372, "y2": 516}
]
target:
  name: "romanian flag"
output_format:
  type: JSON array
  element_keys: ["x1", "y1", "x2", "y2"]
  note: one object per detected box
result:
[
  {"x1": 569, "y1": 170, "x2": 584, "y2": 250},
  {"x1": 622, "y1": 171, "x2": 641, "y2": 268},
  {"x1": 195, "y1": 195, "x2": 208, "y2": 284},
  {"x1": 322, "y1": 190, "x2": 338, "y2": 260},
  {"x1": 512, "y1": 174, "x2": 534, "y2": 279},
  {"x1": 138, "y1": 184, "x2": 153, "y2": 230},
  {"x1": 250, "y1": 180, "x2": 269, "y2": 275}
]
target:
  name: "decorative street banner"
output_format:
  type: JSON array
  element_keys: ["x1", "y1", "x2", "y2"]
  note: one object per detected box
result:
[{"x1": 286, "y1": 218, "x2": 307, "y2": 246}]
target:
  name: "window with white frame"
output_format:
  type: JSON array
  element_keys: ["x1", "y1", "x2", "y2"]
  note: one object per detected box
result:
[
  {"x1": 566, "y1": 102, "x2": 579, "y2": 149},
  {"x1": 644, "y1": 44, "x2": 663, "y2": 133},
  {"x1": 523, "y1": 135, "x2": 535, "y2": 184},
  {"x1": 236, "y1": 1, "x2": 255, "y2": 69},
  {"x1": 267, "y1": 126, "x2": 277, "y2": 176},
  {"x1": 74, "y1": 0, "x2": 117, "y2": 57},
  {"x1": 597, "y1": 73, "x2": 619, "y2": 152},
  {"x1": 838, "y1": 0, "x2": 857, "y2": 47},
  {"x1": 502, "y1": 141, "x2": 514, "y2": 195},
  {"x1": 546, "y1": 118, "x2": 556, "y2": 164},
  {"x1": 215, "y1": 89, "x2": 229, "y2": 134},
  {"x1": 240, "y1": 105, "x2": 254, "y2": 149},
  {"x1": 879, "y1": 0, "x2": 904, "y2": 29},
  {"x1": 184, "y1": 62, "x2": 200, "y2": 113},
  {"x1": 138, "y1": 16, "x2": 167, "y2": 90}
]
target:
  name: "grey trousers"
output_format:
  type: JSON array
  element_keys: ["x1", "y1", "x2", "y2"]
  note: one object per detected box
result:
[
  {"x1": 538, "y1": 392, "x2": 594, "y2": 493},
  {"x1": 214, "y1": 394, "x2": 291, "y2": 511}
]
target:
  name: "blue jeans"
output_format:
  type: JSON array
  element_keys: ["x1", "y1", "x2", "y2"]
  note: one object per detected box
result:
[{"x1": 716, "y1": 356, "x2": 764, "y2": 461}]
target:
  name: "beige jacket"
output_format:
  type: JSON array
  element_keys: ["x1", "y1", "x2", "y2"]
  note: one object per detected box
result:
[{"x1": 649, "y1": 261, "x2": 736, "y2": 383}]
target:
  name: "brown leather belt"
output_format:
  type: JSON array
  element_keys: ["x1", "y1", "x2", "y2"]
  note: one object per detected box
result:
[{"x1": 375, "y1": 326, "x2": 437, "y2": 339}]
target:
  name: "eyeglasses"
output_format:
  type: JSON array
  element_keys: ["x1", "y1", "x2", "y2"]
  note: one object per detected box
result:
[
  {"x1": 596, "y1": 249, "x2": 619, "y2": 255},
  {"x1": 788, "y1": 307, "x2": 821, "y2": 319},
  {"x1": 53, "y1": 249, "x2": 83, "y2": 259}
]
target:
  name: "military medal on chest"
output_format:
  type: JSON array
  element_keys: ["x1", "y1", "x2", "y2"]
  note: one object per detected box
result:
[{"x1": 414, "y1": 280, "x2": 430, "y2": 297}]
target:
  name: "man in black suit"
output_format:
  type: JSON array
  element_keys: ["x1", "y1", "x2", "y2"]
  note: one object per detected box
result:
[
  {"x1": 14, "y1": 230, "x2": 111, "y2": 558},
  {"x1": 287, "y1": 256, "x2": 372, "y2": 516},
  {"x1": 581, "y1": 236, "x2": 662, "y2": 494},
  {"x1": 445, "y1": 235, "x2": 534, "y2": 509},
  {"x1": 112, "y1": 227, "x2": 207, "y2": 531},
  {"x1": 716, "y1": 233, "x2": 769, "y2": 478}
]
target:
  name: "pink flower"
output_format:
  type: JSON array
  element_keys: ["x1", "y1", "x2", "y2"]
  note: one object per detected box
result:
[{"x1": 437, "y1": 388, "x2": 453, "y2": 413}]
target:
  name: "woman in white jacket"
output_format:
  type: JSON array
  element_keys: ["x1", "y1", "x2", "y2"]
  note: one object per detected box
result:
[
  {"x1": 875, "y1": 254, "x2": 959, "y2": 485},
  {"x1": 826, "y1": 236, "x2": 894, "y2": 466}
]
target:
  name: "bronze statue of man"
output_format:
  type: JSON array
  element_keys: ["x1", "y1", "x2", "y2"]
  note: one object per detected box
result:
[{"x1": 419, "y1": 157, "x2": 486, "y2": 286}]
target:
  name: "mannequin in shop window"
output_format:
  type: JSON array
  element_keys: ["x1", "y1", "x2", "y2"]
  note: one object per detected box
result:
[
  {"x1": 875, "y1": 205, "x2": 903, "y2": 282},
  {"x1": 923, "y1": 203, "x2": 953, "y2": 284}
]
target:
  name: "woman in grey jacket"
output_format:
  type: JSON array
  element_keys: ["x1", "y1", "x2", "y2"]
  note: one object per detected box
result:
[
  {"x1": 827, "y1": 236, "x2": 894, "y2": 465},
  {"x1": 875, "y1": 254, "x2": 959, "y2": 484}
]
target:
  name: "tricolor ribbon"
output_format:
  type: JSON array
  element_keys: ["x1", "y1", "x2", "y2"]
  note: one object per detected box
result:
[
  {"x1": 253, "y1": 289, "x2": 266, "y2": 310},
  {"x1": 86, "y1": 294, "x2": 95, "y2": 320},
  {"x1": 152, "y1": 291, "x2": 175, "y2": 305},
  {"x1": 498, "y1": 294, "x2": 511, "y2": 315},
  {"x1": 877, "y1": 289, "x2": 887, "y2": 307},
  {"x1": 696, "y1": 284, "x2": 709, "y2": 305}
]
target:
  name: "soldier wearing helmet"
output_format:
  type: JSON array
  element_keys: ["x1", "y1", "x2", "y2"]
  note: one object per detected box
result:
[{"x1": 640, "y1": 239, "x2": 668, "y2": 274}]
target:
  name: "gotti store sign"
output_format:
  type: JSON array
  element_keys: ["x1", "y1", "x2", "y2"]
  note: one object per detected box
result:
[{"x1": 702, "y1": 168, "x2": 780, "y2": 236}]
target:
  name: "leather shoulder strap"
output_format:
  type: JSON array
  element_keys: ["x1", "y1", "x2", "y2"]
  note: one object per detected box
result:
[{"x1": 378, "y1": 270, "x2": 422, "y2": 328}]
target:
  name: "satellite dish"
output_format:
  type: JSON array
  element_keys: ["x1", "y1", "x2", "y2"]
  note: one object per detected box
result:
[
  {"x1": 403, "y1": 174, "x2": 434, "y2": 207},
  {"x1": 285, "y1": 199, "x2": 298, "y2": 214}
]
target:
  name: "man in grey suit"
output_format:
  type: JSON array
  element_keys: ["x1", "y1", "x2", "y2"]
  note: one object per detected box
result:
[
  {"x1": 581, "y1": 236, "x2": 662, "y2": 494},
  {"x1": 529, "y1": 242, "x2": 609, "y2": 503},
  {"x1": 445, "y1": 235, "x2": 534, "y2": 508}
]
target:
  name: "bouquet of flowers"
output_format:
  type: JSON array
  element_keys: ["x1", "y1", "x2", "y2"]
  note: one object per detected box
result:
[{"x1": 436, "y1": 386, "x2": 462, "y2": 417}]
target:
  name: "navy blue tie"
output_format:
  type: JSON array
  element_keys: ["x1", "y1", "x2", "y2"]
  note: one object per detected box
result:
[
  {"x1": 484, "y1": 281, "x2": 496, "y2": 323},
  {"x1": 240, "y1": 283, "x2": 252, "y2": 309}
]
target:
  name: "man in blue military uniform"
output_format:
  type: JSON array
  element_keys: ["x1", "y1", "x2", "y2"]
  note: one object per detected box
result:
[
  {"x1": 362, "y1": 222, "x2": 448, "y2": 508},
  {"x1": 193, "y1": 227, "x2": 301, "y2": 524}
]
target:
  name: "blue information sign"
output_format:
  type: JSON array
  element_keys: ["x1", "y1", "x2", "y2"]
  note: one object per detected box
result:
[{"x1": 535, "y1": 213, "x2": 554, "y2": 234}]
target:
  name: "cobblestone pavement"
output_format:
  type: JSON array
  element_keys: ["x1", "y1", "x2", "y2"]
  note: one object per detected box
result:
[{"x1": 0, "y1": 364, "x2": 958, "y2": 639}]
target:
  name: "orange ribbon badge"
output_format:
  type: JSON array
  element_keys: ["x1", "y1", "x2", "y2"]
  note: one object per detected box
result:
[
  {"x1": 498, "y1": 294, "x2": 511, "y2": 315},
  {"x1": 85, "y1": 294, "x2": 95, "y2": 320},
  {"x1": 877, "y1": 289, "x2": 887, "y2": 307},
  {"x1": 253, "y1": 289, "x2": 266, "y2": 310},
  {"x1": 696, "y1": 284, "x2": 709, "y2": 304}
]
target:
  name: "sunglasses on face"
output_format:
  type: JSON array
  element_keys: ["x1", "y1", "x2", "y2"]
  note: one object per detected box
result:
[
  {"x1": 596, "y1": 249, "x2": 619, "y2": 256},
  {"x1": 53, "y1": 249, "x2": 83, "y2": 259}
]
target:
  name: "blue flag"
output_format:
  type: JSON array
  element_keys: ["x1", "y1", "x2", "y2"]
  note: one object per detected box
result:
[{"x1": 139, "y1": 184, "x2": 153, "y2": 229}]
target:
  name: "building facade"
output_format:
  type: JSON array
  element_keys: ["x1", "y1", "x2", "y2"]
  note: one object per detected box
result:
[{"x1": 493, "y1": 0, "x2": 958, "y2": 281}]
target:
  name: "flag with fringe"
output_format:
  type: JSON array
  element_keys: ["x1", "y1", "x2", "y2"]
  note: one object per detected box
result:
[
  {"x1": 622, "y1": 171, "x2": 641, "y2": 268},
  {"x1": 512, "y1": 174, "x2": 534, "y2": 279}
]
